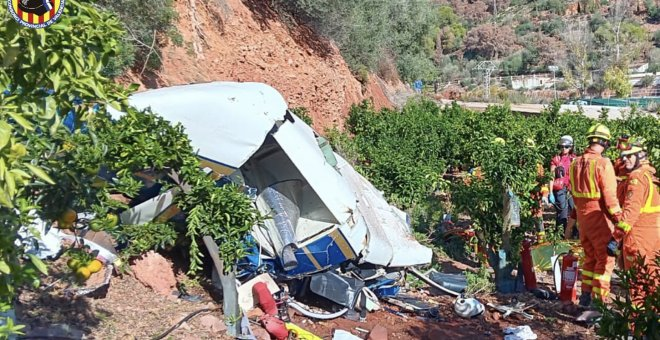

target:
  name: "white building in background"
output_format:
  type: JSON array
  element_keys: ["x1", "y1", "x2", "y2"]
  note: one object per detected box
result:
[{"x1": 509, "y1": 74, "x2": 555, "y2": 90}]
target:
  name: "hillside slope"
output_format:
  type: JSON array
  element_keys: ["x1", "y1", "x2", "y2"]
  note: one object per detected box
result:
[{"x1": 120, "y1": 0, "x2": 396, "y2": 130}]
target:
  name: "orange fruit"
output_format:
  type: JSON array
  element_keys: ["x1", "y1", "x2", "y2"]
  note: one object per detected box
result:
[
  {"x1": 76, "y1": 267, "x2": 91, "y2": 281},
  {"x1": 86, "y1": 259, "x2": 103, "y2": 274},
  {"x1": 57, "y1": 208, "x2": 77, "y2": 228}
]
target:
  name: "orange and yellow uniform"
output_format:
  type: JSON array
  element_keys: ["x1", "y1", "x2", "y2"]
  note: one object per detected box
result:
[
  {"x1": 614, "y1": 162, "x2": 660, "y2": 307},
  {"x1": 569, "y1": 148, "x2": 622, "y2": 300}
]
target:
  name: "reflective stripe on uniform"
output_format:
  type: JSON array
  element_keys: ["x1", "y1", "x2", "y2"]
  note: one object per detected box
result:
[
  {"x1": 571, "y1": 159, "x2": 602, "y2": 198},
  {"x1": 593, "y1": 273, "x2": 611, "y2": 282},
  {"x1": 570, "y1": 162, "x2": 576, "y2": 195},
  {"x1": 617, "y1": 221, "x2": 632, "y2": 233},
  {"x1": 581, "y1": 270, "x2": 593, "y2": 286},
  {"x1": 592, "y1": 287, "x2": 609, "y2": 298},
  {"x1": 641, "y1": 172, "x2": 660, "y2": 214},
  {"x1": 608, "y1": 206, "x2": 622, "y2": 215}
]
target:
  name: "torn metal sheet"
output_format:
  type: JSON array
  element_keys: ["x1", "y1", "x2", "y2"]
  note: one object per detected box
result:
[{"x1": 335, "y1": 154, "x2": 432, "y2": 267}]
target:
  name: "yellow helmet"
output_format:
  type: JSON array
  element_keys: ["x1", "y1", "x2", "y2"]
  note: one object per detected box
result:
[
  {"x1": 586, "y1": 123, "x2": 611, "y2": 141},
  {"x1": 620, "y1": 137, "x2": 646, "y2": 156}
]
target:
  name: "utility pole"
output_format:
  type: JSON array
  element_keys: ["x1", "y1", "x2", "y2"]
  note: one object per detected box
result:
[
  {"x1": 476, "y1": 61, "x2": 497, "y2": 100},
  {"x1": 549, "y1": 65, "x2": 559, "y2": 100}
]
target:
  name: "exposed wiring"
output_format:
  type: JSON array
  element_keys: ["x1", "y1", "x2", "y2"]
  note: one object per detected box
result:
[
  {"x1": 287, "y1": 300, "x2": 348, "y2": 320},
  {"x1": 149, "y1": 307, "x2": 220, "y2": 340}
]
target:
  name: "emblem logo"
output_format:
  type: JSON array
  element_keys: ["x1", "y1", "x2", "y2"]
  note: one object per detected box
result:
[{"x1": 7, "y1": 0, "x2": 65, "y2": 28}]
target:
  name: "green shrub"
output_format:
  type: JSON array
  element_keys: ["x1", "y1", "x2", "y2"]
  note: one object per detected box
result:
[
  {"x1": 290, "y1": 107, "x2": 314, "y2": 126},
  {"x1": 648, "y1": 48, "x2": 660, "y2": 73},
  {"x1": 536, "y1": 0, "x2": 566, "y2": 15},
  {"x1": 596, "y1": 254, "x2": 660, "y2": 339},
  {"x1": 515, "y1": 21, "x2": 534, "y2": 36},
  {"x1": 465, "y1": 266, "x2": 495, "y2": 296},
  {"x1": 541, "y1": 17, "x2": 565, "y2": 37},
  {"x1": 646, "y1": 0, "x2": 660, "y2": 23},
  {"x1": 654, "y1": 30, "x2": 660, "y2": 47},
  {"x1": 97, "y1": 0, "x2": 180, "y2": 74},
  {"x1": 501, "y1": 52, "x2": 525, "y2": 75},
  {"x1": 396, "y1": 53, "x2": 439, "y2": 83},
  {"x1": 272, "y1": 0, "x2": 442, "y2": 82},
  {"x1": 639, "y1": 75, "x2": 655, "y2": 88},
  {"x1": 589, "y1": 13, "x2": 607, "y2": 32}
]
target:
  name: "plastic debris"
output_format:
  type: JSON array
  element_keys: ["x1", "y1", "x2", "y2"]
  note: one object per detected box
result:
[
  {"x1": 286, "y1": 323, "x2": 322, "y2": 340},
  {"x1": 428, "y1": 271, "x2": 467, "y2": 293},
  {"x1": 503, "y1": 325, "x2": 538, "y2": 340},
  {"x1": 310, "y1": 271, "x2": 364, "y2": 308},
  {"x1": 454, "y1": 297, "x2": 485, "y2": 318},
  {"x1": 333, "y1": 329, "x2": 362, "y2": 340},
  {"x1": 487, "y1": 302, "x2": 535, "y2": 320},
  {"x1": 238, "y1": 274, "x2": 280, "y2": 311}
]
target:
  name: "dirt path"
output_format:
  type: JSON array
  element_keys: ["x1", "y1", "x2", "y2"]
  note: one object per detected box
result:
[{"x1": 15, "y1": 254, "x2": 600, "y2": 339}]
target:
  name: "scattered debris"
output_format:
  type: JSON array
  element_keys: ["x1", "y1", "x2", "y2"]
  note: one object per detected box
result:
[
  {"x1": 576, "y1": 310, "x2": 602, "y2": 324},
  {"x1": 428, "y1": 270, "x2": 467, "y2": 293},
  {"x1": 286, "y1": 323, "x2": 322, "y2": 340},
  {"x1": 333, "y1": 329, "x2": 362, "y2": 340},
  {"x1": 454, "y1": 297, "x2": 485, "y2": 318},
  {"x1": 503, "y1": 325, "x2": 538, "y2": 340},
  {"x1": 487, "y1": 302, "x2": 535, "y2": 320}
]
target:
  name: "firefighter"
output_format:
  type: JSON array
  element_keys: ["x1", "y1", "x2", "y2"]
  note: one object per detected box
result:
[
  {"x1": 614, "y1": 134, "x2": 631, "y2": 183},
  {"x1": 569, "y1": 123, "x2": 622, "y2": 306},
  {"x1": 548, "y1": 135, "x2": 578, "y2": 239},
  {"x1": 606, "y1": 138, "x2": 660, "y2": 307}
]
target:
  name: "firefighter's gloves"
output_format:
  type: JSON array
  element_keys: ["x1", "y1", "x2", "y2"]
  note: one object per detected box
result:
[
  {"x1": 612, "y1": 225, "x2": 628, "y2": 241},
  {"x1": 606, "y1": 238, "x2": 620, "y2": 257}
]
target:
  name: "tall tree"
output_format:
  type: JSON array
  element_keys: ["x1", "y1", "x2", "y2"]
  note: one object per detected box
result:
[{"x1": 560, "y1": 21, "x2": 593, "y2": 96}]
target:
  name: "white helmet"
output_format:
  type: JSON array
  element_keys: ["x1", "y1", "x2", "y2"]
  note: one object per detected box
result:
[
  {"x1": 454, "y1": 297, "x2": 485, "y2": 318},
  {"x1": 558, "y1": 135, "x2": 574, "y2": 147}
]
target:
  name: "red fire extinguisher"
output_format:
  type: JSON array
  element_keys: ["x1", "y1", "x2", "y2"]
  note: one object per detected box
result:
[
  {"x1": 559, "y1": 251, "x2": 579, "y2": 303},
  {"x1": 520, "y1": 238, "x2": 537, "y2": 290}
]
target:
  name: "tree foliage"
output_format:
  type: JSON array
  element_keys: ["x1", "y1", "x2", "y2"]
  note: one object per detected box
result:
[
  {"x1": 273, "y1": 0, "x2": 444, "y2": 81},
  {"x1": 96, "y1": 0, "x2": 180, "y2": 75},
  {"x1": 0, "y1": 1, "x2": 257, "y2": 336},
  {"x1": 604, "y1": 65, "x2": 633, "y2": 97},
  {"x1": 335, "y1": 98, "x2": 660, "y2": 264},
  {"x1": 465, "y1": 24, "x2": 518, "y2": 59}
]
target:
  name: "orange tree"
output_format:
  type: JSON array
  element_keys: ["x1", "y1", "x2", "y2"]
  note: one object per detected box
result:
[
  {"x1": 1, "y1": 1, "x2": 258, "y2": 336},
  {"x1": 1, "y1": 2, "x2": 130, "y2": 336},
  {"x1": 338, "y1": 98, "x2": 659, "y2": 291}
]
